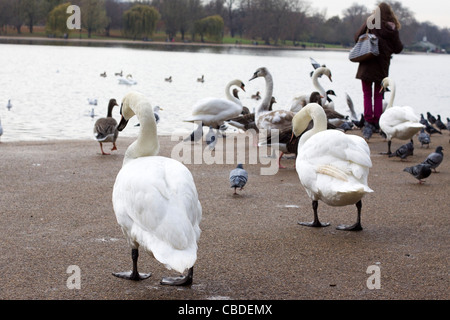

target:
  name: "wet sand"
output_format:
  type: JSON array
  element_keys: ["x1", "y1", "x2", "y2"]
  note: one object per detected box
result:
[{"x1": 0, "y1": 130, "x2": 448, "y2": 300}]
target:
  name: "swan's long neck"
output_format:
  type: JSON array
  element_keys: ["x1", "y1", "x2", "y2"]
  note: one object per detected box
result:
[
  {"x1": 123, "y1": 104, "x2": 159, "y2": 165},
  {"x1": 312, "y1": 68, "x2": 328, "y2": 105},
  {"x1": 386, "y1": 81, "x2": 396, "y2": 109},
  {"x1": 256, "y1": 72, "x2": 274, "y2": 117},
  {"x1": 225, "y1": 82, "x2": 242, "y2": 106},
  {"x1": 297, "y1": 104, "x2": 328, "y2": 149}
]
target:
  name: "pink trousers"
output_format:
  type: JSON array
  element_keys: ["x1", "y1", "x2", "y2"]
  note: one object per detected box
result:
[{"x1": 362, "y1": 80, "x2": 383, "y2": 125}]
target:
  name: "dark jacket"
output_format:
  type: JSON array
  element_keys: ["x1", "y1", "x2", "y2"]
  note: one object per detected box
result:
[{"x1": 355, "y1": 21, "x2": 403, "y2": 83}]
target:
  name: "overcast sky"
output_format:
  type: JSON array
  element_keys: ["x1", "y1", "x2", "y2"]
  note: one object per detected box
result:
[{"x1": 311, "y1": 0, "x2": 449, "y2": 28}]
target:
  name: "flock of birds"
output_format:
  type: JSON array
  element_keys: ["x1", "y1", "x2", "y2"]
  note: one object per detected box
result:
[{"x1": 83, "y1": 57, "x2": 448, "y2": 287}]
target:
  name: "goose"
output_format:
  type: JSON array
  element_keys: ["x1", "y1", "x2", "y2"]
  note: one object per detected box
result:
[
  {"x1": 7, "y1": 99, "x2": 12, "y2": 111},
  {"x1": 100, "y1": 72, "x2": 107, "y2": 77},
  {"x1": 112, "y1": 92, "x2": 202, "y2": 286},
  {"x1": 115, "y1": 70, "x2": 123, "y2": 77},
  {"x1": 292, "y1": 103, "x2": 373, "y2": 231},
  {"x1": 289, "y1": 66, "x2": 333, "y2": 113},
  {"x1": 93, "y1": 98, "x2": 119, "y2": 155},
  {"x1": 165, "y1": 76, "x2": 172, "y2": 83},
  {"x1": 118, "y1": 74, "x2": 137, "y2": 85},
  {"x1": 184, "y1": 79, "x2": 245, "y2": 130},
  {"x1": 379, "y1": 77, "x2": 424, "y2": 155},
  {"x1": 197, "y1": 75, "x2": 205, "y2": 83}
]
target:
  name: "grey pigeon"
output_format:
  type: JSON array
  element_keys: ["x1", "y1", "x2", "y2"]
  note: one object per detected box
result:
[
  {"x1": 403, "y1": 164, "x2": 432, "y2": 184},
  {"x1": 419, "y1": 114, "x2": 428, "y2": 126},
  {"x1": 427, "y1": 112, "x2": 436, "y2": 124},
  {"x1": 229, "y1": 164, "x2": 248, "y2": 195},
  {"x1": 389, "y1": 141, "x2": 414, "y2": 160},
  {"x1": 418, "y1": 128, "x2": 430, "y2": 148},
  {"x1": 425, "y1": 122, "x2": 441, "y2": 135},
  {"x1": 435, "y1": 115, "x2": 447, "y2": 130},
  {"x1": 422, "y1": 146, "x2": 444, "y2": 172},
  {"x1": 362, "y1": 122, "x2": 375, "y2": 141},
  {"x1": 206, "y1": 126, "x2": 217, "y2": 150},
  {"x1": 446, "y1": 117, "x2": 450, "y2": 131}
]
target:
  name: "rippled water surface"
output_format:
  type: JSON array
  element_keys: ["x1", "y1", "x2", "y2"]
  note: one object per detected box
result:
[{"x1": 0, "y1": 43, "x2": 449, "y2": 142}]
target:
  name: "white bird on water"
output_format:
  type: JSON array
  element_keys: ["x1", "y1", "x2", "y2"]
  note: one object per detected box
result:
[{"x1": 112, "y1": 92, "x2": 202, "y2": 286}]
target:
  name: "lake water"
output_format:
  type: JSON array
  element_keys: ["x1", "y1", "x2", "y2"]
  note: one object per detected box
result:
[{"x1": 0, "y1": 43, "x2": 449, "y2": 142}]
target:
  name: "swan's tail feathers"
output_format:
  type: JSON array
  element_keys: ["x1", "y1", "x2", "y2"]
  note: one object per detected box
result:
[
  {"x1": 227, "y1": 120, "x2": 246, "y2": 130},
  {"x1": 346, "y1": 93, "x2": 358, "y2": 120}
]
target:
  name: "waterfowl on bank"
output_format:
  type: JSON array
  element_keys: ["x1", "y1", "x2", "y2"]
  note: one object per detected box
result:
[
  {"x1": 100, "y1": 72, "x2": 107, "y2": 77},
  {"x1": 184, "y1": 79, "x2": 245, "y2": 129},
  {"x1": 93, "y1": 98, "x2": 119, "y2": 155},
  {"x1": 379, "y1": 77, "x2": 424, "y2": 155},
  {"x1": 293, "y1": 103, "x2": 373, "y2": 231},
  {"x1": 112, "y1": 92, "x2": 202, "y2": 286},
  {"x1": 6, "y1": 99, "x2": 12, "y2": 111},
  {"x1": 197, "y1": 75, "x2": 205, "y2": 83},
  {"x1": 165, "y1": 76, "x2": 172, "y2": 83}
]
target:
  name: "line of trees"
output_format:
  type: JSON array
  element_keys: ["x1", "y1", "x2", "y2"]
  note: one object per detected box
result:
[{"x1": 0, "y1": 0, "x2": 449, "y2": 51}]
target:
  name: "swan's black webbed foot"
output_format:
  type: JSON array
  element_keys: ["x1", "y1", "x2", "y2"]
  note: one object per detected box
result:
[
  {"x1": 160, "y1": 267, "x2": 193, "y2": 286},
  {"x1": 298, "y1": 200, "x2": 330, "y2": 228},
  {"x1": 336, "y1": 223, "x2": 363, "y2": 231},
  {"x1": 113, "y1": 271, "x2": 152, "y2": 281}
]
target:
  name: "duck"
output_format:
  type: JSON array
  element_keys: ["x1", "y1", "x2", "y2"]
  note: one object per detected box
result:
[
  {"x1": 251, "y1": 91, "x2": 261, "y2": 100},
  {"x1": 289, "y1": 66, "x2": 333, "y2": 113},
  {"x1": 197, "y1": 75, "x2": 205, "y2": 83},
  {"x1": 292, "y1": 103, "x2": 373, "y2": 231},
  {"x1": 93, "y1": 98, "x2": 119, "y2": 155},
  {"x1": 6, "y1": 99, "x2": 12, "y2": 111},
  {"x1": 100, "y1": 72, "x2": 107, "y2": 77},
  {"x1": 112, "y1": 92, "x2": 202, "y2": 286},
  {"x1": 184, "y1": 79, "x2": 245, "y2": 130},
  {"x1": 165, "y1": 76, "x2": 172, "y2": 83},
  {"x1": 118, "y1": 74, "x2": 137, "y2": 85},
  {"x1": 115, "y1": 70, "x2": 123, "y2": 77},
  {"x1": 379, "y1": 77, "x2": 424, "y2": 155}
]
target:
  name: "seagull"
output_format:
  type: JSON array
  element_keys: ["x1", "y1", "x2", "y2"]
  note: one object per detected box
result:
[
  {"x1": 403, "y1": 164, "x2": 432, "y2": 184},
  {"x1": 89, "y1": 108, "x2": 96, "y2": 119},
  {"x1": 205, "y1": 126, "x2": 217, "y2": 150},
  {"x1": 435, "y1": 115, "x2": 447, "y2": 130},
  {"x1": 229, "y1": 164, "x2": 248, "y2": 195},
  {"x1": 389, "y1": 141, "x2": 414, "y2": 160},
  {"x1": 418, "y1": 128, "x2": 431, "y2": 148},
  {"x1": 421, "y1": 146, "x2": 444, "y2": 172},
  {"x1": 88, "y1": 98, "x2": 98, "y2": 106},
  {"x1": 6, "y1": 99, "x2": 12, "y2": 111}
]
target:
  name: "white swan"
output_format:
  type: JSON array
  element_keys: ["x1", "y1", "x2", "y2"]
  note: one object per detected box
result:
[
  {"x1": 293, "y1": 103, "x2": 373, "y2": 231},
  {"x1": 184, "y1": 79, "x2": 245, "y2": 129},
  {"x1": 112, "y1": 92, "x2": 202, "y2": 286},
  {"x1": 289, "y1": 67, "x2": 333, "y2": 113},
  {"x1": 379, "y1": 77, "x2": 424, "y2": 155},
  {"x1": 118, "y1": 74, "x2": 137, "y2": 85}
]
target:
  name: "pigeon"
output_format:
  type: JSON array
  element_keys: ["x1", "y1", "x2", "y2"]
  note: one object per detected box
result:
[
  {"x1": 362, "y1": 122, "x2": 375, "y2": 141},
  {"x1": 352, "y1": 114, "x2": 365, "y2": 129},
  {"x1": 434, "y1": 115, "x2": 447, "y2": 130},
  {"x1": 418, "y1": 128, "x2": 431, "y2": 148},
  {"x1": 447, "y1": 117, "x2": 450, "y2": 131},
  {"x1": 425, "y1": 122, "x2": 441, "y2": 135},
  {"x1": 339, "y1": 121, "x2": 354, "y2": 132},
  {"x1": 184, "y1": 121, "x2": 203, "y2": 142},
  {"x1": 427, "y1": 112, "x2": 436, "y2": 125},
  {"x1": 403, "y1": 163, "x2": 432, "y2": 184},
  {"x1": 389, "y1": 140, "x2": 414, "y2": 160},
  {"x1": 205, "y1": 126, "x2": 217, "y2": 150},
  {"x1": 419, "y1": 114, "x2": 428, "y2": 126},
  {"x1": 229, "y1": 164, "x2": 248, "y2": 195},
  {"x1": 421, "y1": 146, "x2": 444, "y2": 172}
]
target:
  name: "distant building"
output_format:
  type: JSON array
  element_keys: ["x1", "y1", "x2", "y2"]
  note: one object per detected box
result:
[{"x1": 411, "y1": 36, "x2": 439, "y2": 52}]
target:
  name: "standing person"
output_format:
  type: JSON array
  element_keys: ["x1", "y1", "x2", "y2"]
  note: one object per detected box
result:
[{"x1": 355, "y1": 2, "x2": 403, "y2": 131}]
